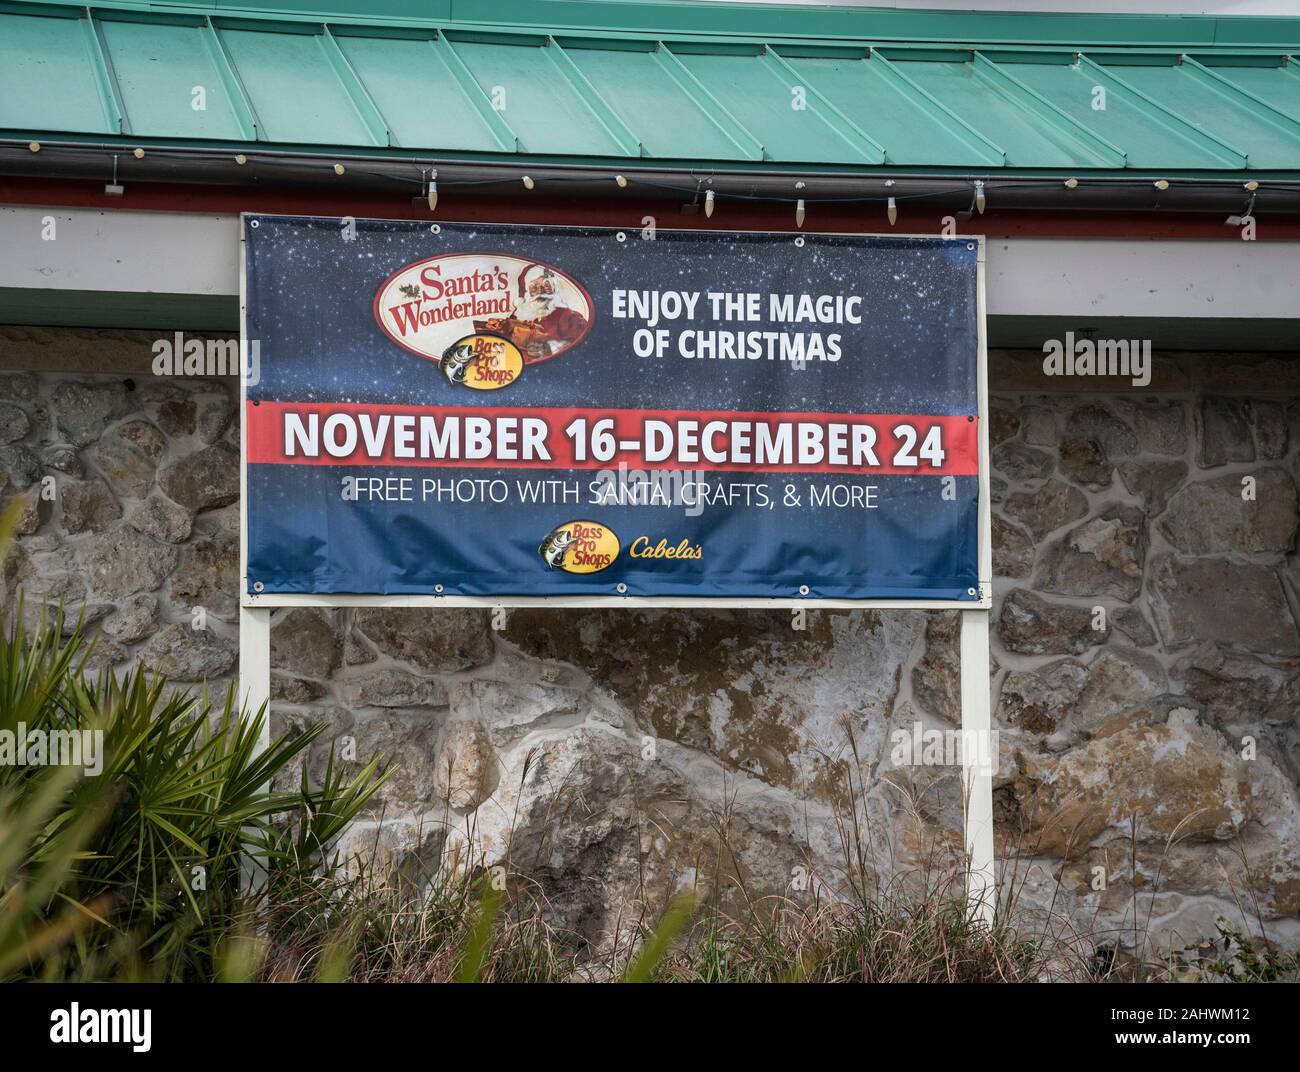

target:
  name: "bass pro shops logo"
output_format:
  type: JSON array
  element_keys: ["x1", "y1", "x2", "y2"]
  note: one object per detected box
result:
[
  {"x1": 439, "y1": 334, "x2": 524, "y2": 390},
  {"x1": 538, "y1": 521, "x2": 620, "y2": 574}
]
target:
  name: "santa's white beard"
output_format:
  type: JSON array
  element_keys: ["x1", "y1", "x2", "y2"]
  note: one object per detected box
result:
[{"x1": 515, "y1": 295, "x2": 563, "y2": 322}]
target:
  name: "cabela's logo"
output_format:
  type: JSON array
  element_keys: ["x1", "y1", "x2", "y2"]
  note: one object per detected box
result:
[
  {"x1": 628, "y1": 535, "x2": 703, "y2": 560},
  {"x1": 440, "y1": 334, "x2": 524, "y2": 391},
  {"x1": 538, "y1": 521, "x2": 620, "y2": 574},
  {"x1": 375, "y1": 253, "x2": 593, "y2": 369}
]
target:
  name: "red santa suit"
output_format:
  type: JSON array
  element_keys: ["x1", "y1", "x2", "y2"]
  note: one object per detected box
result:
[{"x1": 511, "y1": 266, "x2": 589, "y2": 356}]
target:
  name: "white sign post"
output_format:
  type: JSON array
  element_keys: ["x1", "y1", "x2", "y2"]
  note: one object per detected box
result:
[{"x1": 962, "y1": 244, "x2": 996, "y2": 925}]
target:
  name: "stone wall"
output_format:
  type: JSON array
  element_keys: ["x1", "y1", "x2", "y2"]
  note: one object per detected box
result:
[
  {"x1": 986, "y1": 356, "x2": 1300, "y2": 952},
  {"x1": 2, "y1": 331, "x2": 1297, "y2": 953}
]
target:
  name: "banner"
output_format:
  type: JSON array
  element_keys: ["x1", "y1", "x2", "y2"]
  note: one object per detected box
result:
[{"x1": 243, "y1": 217, "x2": 982, "y2": 601}]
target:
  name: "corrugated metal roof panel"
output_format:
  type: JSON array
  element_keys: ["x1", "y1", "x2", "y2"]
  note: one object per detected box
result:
[
  {"x1": 668, "y1": 47, "x2": 877, "y2": 164},
  {"x1": 0, "y1": 13, "x2": 113, "y2": 135},
  {"x1": 1106, "y1": 59, "x2": 1300, "y2": 168},
  {"x1": 560, "y1": 44, "x2": 746, "y2": 160},
  {"x1": 3, "y1": 2, "x2": 1300, "y2": 177},
  {"x1": 782, "y1": 53, "x2": 999, "y2": 167},
  {"x1": 999, "y1": 59, "x2": 1238, "y2": 169},
  {"x1": 99, "y1": 19, "x2": 246, "y2": 140},
  {"x1": 883, "y1": 56, "x2": 1111, "y2": 168},
  {"x1": 216, "y1": 25, "x2": 378, "y2": 145},
  {"x1": 332, "y1": 33, "x2": 506, "y2": 152},
  {"x1": 1205, "y1": 60, "x2": 1300, "y2": 123},
  {"x1": 444, "y1": 37, "x2": 628, "y2": 156}
]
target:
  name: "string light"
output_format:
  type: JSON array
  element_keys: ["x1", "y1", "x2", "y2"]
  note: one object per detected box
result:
[
  {"x1": 20, "y1": 145, "x2": 1285, "y2": 217},
  {"x1": 886, "y1": 196, "x2": 897, "y2": 226}
]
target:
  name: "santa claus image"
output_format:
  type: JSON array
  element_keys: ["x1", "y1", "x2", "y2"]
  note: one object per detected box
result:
[{"x1": 484, "y1": 263, "x2": 589, "y2": 360}]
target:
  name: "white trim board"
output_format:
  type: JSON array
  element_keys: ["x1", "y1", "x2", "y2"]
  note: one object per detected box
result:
[{"x1": 4, "y1": 206, "x2": 1299, "y2": 323}]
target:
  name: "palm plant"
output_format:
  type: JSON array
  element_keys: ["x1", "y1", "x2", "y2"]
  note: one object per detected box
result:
[{"x1": 0, "y1": 505, "x2": 389, "y2": 981}]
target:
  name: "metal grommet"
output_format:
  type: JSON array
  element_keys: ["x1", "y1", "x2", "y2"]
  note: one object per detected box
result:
[
  {"x1": 616, "y1": 582, "x2": 628, "y2": 594},
  {"x1": 435, "y1": 583, "x2": 444, "y2": 594},
  {"x1": 249, "y1": 219, "x2": 260, "y2": 229},
  {"x1": 967, "y1": 587, "x2": 978, "y2": 597},
  {"x1": 615, "y1": 231, "x2": 627, "y2": 243},
  {"x1": 794, "y1": 236, "x2": 805, "y2": 247},
  {"x1": 252, "y1": 581, "x2": 264, "y2": 593},
  {"x1": 798, "y1": 584, "x2": 810, "y2": 596},
  {"x1": 430, "y1": 224, "x2": 441, "y2": 234},
  {"x1": 966, "y1": 242, "x2": 975, "y2": 250}
]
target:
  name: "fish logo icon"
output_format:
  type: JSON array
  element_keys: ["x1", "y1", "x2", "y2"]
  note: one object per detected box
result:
[
  {"x1": 538, "y1": 521, "x2": 620, "y2": 574},
  {"x1": 538, "y1": 527, "x2": 576, "y2": 570},
  {"x1": 440, "y1": 340, "x2": 477, "y2": 385}
]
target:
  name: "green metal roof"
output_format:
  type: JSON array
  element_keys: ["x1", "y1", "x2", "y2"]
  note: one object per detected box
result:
[{"x1": 4, "y1": 1, "x2": 1300, "y2": 176}]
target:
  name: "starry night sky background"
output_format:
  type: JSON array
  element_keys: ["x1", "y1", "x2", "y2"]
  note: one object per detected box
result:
[{"x1": 244, "y1": 216, "x2": 980, "y2": 599}]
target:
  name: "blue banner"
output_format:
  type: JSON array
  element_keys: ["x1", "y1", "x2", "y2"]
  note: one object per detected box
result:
[{"x1": 243, "y1": 217, "x2": 981, "y2": 601}]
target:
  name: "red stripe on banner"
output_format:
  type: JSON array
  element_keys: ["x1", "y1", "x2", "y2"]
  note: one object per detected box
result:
[{"x1": 245, "y1": 401, "x2": 979, "y2": 476}]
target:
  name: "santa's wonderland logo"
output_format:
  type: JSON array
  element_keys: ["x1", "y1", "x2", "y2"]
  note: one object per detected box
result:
[{"x1": 374, "y1": 253, "x2": 594, "y2": 376}]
